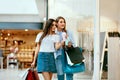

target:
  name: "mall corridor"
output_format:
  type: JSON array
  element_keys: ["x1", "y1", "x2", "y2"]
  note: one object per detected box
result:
[{"x1": 0, "y1": 69, "x2": 92, "y2": 80}]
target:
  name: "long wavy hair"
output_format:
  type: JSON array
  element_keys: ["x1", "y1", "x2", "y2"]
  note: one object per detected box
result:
[
  {"x1": 56, "y1": 16, "x2": 67, "y2": 32},
  {"x1": 39, "y1": 19, "x2": 56, "y2": 44}
]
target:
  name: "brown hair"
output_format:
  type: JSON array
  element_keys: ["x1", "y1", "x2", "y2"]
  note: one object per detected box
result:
[
  {"x1": 39, "y1": 19, "x2": 56, "y2": 44},
  {"x1": 56, "y1": 16, "x2": 67, "y2": 32}
]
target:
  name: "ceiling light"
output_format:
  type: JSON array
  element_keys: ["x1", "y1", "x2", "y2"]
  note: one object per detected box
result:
[
  {"x1": 25, "y1": 29, "x2": 28, "y2": 31},
  {"x1": 8, "y1": 33, "x2": 10, "y2": 36}
]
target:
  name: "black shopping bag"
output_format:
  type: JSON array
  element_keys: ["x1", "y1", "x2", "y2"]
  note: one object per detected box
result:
[{"x1": 65, "y1": 47, "x2": 84, "y2": 64}]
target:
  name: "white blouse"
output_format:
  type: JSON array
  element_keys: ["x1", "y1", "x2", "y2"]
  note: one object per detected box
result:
[{"x1": 35, "y1": 32, "x2": 60, "y2": 52}]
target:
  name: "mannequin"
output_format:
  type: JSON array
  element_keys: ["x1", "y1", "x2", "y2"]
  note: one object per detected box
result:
[{"x1": 7, "y1": 40, "x2": 19, "y2": 69}]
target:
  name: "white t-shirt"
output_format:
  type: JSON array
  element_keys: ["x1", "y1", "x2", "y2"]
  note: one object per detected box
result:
[{"x1": 35, "y1": 32, "x2": 60, "y2": 52}]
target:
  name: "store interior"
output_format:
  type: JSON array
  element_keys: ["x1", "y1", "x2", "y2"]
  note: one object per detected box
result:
[{"x1": 0, "y1": 29, "x2": 42, "y2": 69}]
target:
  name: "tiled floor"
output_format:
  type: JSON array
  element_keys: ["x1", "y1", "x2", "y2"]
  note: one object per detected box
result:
[
  {"x1": 0, "y1": 69, "x2": 93, "y2": 80},
  {"x1": 0, "y1": 50, "x2": 108, "y2": 80}
]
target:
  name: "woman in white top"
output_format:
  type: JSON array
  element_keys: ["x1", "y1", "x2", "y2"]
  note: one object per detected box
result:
[{"x1": 31, "y1": 19, "x2": 61, "y2": 80}]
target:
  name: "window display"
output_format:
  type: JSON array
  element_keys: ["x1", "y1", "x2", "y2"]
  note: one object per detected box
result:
[{"x1": 0, "y1": 29, "x2": 41, "y2": 68}]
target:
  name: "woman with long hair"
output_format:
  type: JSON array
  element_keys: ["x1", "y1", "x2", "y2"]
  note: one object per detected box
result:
[
  {"x1": 55, "y1": 16, "x2": 75, "y2": 80},
  {"x1": 31, "y1": 19, "x2": 61, "y2": 80}
]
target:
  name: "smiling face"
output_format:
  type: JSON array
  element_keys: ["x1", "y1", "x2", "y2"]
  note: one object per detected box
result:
[
  {"x1": 57, "y1": 18, "x2": 66, "y2": 30},
  {"x1": 56, "y1": 16, "x2": 66, "y2": 32},
  {"x1": 50, "y1": 21, "x2": 57, "y2": 34}
]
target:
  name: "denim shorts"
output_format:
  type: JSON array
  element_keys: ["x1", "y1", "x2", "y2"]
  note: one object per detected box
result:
[{"x1": 37, "y1": 52, "x2": 57, "y2": 73}]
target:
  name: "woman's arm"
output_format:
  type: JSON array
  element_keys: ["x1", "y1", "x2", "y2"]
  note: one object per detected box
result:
[
  {"x1": 67, "y1": 30, "x2": 76, "y2": 47},
  {"x1": 31, "y1": 43, "x2": 40, "y2": 67},
  {"x1": 54, "y1": 34, "x2": 64, "y2": 50}
]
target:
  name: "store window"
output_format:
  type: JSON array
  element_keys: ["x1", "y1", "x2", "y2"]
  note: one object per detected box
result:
[{"x1": 0, "y1": 29, "x2": 42, "y2": 68}]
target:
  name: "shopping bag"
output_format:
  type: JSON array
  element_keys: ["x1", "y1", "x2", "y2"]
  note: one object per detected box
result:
[
  {"x1": 65, "y1": 52, "x2": 74, "y2": 65},
  {"x1": 18, "y1": 68, "x2": 29, "y2": 80},
  {"x1": 26, "y1": 68, "x2": 39, "y2": 80},
  {"x1": 33, "y1": 70, "x2": 40, "y2": 80},
  {"x1": 65, "y1": 47, "x2": 84, "y2": 64},
  {"x1": 64, "y1": 62, "x2": 85, "y2": 74}
]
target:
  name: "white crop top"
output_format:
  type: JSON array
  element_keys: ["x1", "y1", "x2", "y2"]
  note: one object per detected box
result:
[{"x1": 35, "y1": 32, "x2": 60, "y2": 52}]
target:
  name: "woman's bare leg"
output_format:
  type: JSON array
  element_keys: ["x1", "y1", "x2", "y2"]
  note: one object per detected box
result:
[
  {"x1": 49, "y1": 72, "x2": 53, "y2": 80},
  {"x1": 42, "y1": 72, "x2": 51, "y2": 80}
]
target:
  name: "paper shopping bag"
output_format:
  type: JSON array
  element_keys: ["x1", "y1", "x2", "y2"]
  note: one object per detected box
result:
[
  {"x1": 18, "y1": 68, "x2": 29, "y2": 80},
  {"x1": 26, "y1": 68, "x2": 39, "y2": 80}
]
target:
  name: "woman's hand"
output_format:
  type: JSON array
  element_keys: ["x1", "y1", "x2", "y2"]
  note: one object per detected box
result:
[
  {"x1": 31, "y1": 61, "x2": 35, "y2": 68},
  {"x1": 55, "y1": 42, "x2": 62, "y2": 50},
  {"x1": 68, "y1": 41, "x2": 72, "y2": 47},
  {"x1": 61, "y1": 40, "x2": 65, "y2": 46}
]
